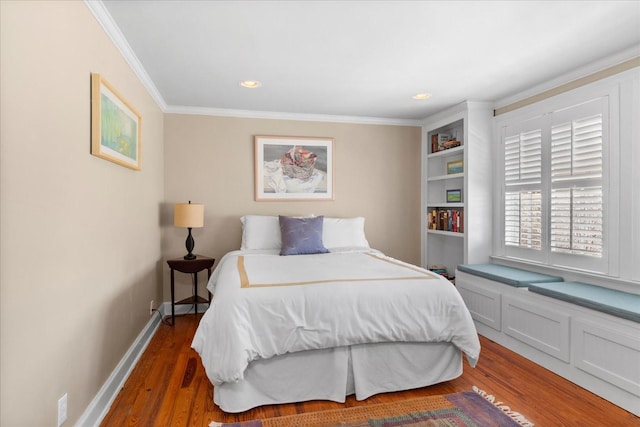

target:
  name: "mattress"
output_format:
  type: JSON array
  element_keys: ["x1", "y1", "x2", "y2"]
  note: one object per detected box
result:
[{"x1": 192, "y1": 248, "x2": 480, "y2": 412}]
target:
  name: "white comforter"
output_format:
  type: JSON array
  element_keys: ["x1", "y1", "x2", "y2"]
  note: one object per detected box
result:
[{"x1": 192, "y1": 249, "x2": 480, "y2": 385}]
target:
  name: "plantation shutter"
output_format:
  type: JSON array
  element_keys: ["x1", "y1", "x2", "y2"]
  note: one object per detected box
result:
[
  {"x1": 550, "y1": 111, "x2": 603, "y2": 257},
  {"x1": 504, "y1": 127, "x2": 543, "y2": 249},
  {"x1": 499, "y1": 94, "x2": 610, "y2": 273}
]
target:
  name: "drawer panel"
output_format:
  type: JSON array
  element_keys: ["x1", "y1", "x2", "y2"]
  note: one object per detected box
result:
[
  {"x1": 573, "y1": 319, "x2": 640, "y2": 397},
  {"x1": 457, "y1": 279, "x2": 501, "y2": 331},
  {"x1": 503, "y1": 295, "x2": 570, "y2": 362}
]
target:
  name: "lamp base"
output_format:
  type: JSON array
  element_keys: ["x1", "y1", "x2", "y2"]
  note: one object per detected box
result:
[{"x1": 184, "y1": 227, "x2": 196, "y2": 260}]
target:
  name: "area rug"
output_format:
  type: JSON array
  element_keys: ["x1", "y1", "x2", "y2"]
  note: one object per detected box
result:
[{"x1": 210, "y1": 387, "x2": 533, "y2": 427}]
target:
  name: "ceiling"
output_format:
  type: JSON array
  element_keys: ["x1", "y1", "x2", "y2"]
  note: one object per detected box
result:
[{"x1": 97, "y1": 1, "x2": 640, "y2": 124}]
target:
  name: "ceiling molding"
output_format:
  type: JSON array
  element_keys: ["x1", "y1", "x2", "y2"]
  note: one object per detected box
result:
[
  {"x1": 84, "y1": 0, "x2": 167, "y2": 110},
  {"x1": 164, "y1": 105, "x2": 424, "y2": 127},
  {"x1": 495, "y1": 55, "x2": 640, "y2": 116},
  {"x1": 494, "y1": 46, "x2": 640, "y2": 113},
  {"x1": 85, "y1": 0, "x2": 423, "y2": 126}
]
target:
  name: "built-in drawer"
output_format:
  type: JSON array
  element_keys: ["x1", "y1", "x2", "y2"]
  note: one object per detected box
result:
[
  {"x1": 456, "y1": 272, "x2": 502, "y2": 331},
  {"x1": 572, "y1": 318, "x2": 640, "y2": 397},
  {"x1": 502, "y1": 294, "x2": 570, "y2": 363}
]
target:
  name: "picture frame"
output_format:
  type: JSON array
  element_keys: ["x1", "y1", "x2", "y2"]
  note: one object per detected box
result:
[
  {"x1": 254, "y1": 135, "x2": 334, "y2": 201},
  {"x1": 91, "y1": 73, "x2": 142, "y2": 170},
  {"x1": 447, "y1": 189, "x2": 462, "y2": 203},
  {"x1": 446, "y1": 159, "x2": 463, "y2": 175}
]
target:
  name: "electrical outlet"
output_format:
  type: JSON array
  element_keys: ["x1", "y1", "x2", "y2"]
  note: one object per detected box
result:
[
  {"x1": 149, "y1": 300, "x2": 154, "y2": 316},
  {"x1": 57, "y1": 393, "x2": 67, "y2": 426}
]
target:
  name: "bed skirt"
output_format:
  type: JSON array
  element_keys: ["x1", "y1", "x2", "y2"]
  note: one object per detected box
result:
[{"x1": 213, "y1": 341, "x2": 463, "y2": 413}]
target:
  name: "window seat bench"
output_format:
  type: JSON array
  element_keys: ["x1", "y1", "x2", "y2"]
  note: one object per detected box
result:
[
  {"x1": 528, "y1": 281, "x2": 640, "y2": 323},
  {"x1": 456, "y1": 263, "x2": 563, "y2": 287},
  {"x1": 455, "y1": 264, "x2": 640, "y2": 416}
]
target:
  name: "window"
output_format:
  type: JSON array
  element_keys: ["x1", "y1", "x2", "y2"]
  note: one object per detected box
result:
[
  {"x1": 500, "y1": 97, "x2": 608, "y2": 272},
  {"x1": 550, "y1": 113, "x2": 603, "y2": 257},
  {"x1": 504, "y1": 127, "x2": 542, "y2": 250}
]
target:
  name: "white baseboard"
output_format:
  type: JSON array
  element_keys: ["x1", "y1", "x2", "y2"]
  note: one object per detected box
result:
[
  {"x1": 75, "y1": 302, "x2": 210, "y2": 427},
  {"x1": 74, "y1": 307, "x2": 164, "y2": 427},
  {"x1": 161, "y1": 301, "x2": 210, "y2": 318}
]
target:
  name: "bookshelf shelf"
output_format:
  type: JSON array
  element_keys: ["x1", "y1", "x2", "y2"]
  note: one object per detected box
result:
[
  {"x1": 427, "y1": 173, "x2": 464, "y2": 182},
  {"x1": 428, "y1": 202, "x2": 464, "y2": 208},
  {"x1": 427, "y1": 229, "x2": 465, "y2": 238},
  {"x1": 427, "y1": 145, "x2": 464, "y2": 159},
  {"x1": 421, "y1": 102, "x2": 493, "y2": 276}
]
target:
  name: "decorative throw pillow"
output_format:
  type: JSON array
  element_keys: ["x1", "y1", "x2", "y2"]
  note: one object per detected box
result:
[{"x1": 279, "y1": 215, "x2": 329, "y2": 256}]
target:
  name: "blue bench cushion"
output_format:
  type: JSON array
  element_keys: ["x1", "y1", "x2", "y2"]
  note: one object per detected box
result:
[
  {"x1": 457, "y1": 264, "x2": 563, "y2": 287},
  {"x1": 529, "y1": 282, "x2": 640, "y2": 323}
]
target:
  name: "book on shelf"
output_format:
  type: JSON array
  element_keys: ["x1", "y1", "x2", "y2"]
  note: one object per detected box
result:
[
  {"x1": 430, "y1": 133, "x2": 461, "y2": 154},
  {"x1": 442, "y1": 139, "x2": 461, "y2": 149},
  {"x1": 437, "y1": 134, "x2": 450, "y2": 151},
  {"x1": 427, "y1": 208, "x2": 464, "y2": 233}
]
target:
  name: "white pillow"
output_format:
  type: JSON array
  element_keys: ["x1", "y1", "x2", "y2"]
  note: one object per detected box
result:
[
  {"x1": 323, "y1": 217, "x2": 370, "y2": 249},
  {"x1": 240, "y1": 215, "x2": 281, "y2": 250},
  {"x1": 240, "y1": 215, "x2": 370, "y2": 251}
]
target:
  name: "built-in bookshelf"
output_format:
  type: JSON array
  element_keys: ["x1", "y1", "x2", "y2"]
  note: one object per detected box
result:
[{"x1": 421, "y1": 102, "x2": 493, "y2": 279}]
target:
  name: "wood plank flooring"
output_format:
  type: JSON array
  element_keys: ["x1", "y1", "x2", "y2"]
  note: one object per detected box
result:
[{"x1": 100, "y1": 313, "x2": 638, "y2": 426}]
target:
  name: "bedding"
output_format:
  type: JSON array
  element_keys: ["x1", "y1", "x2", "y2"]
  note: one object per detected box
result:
[
  {"x1": 192, "y1": 215, "x2": 480, "y2": 412},
  {"x1": 278, "y1": 215, "x2": 329, "y2": 255},
  {"x1": 239, "y1": 215, "x2": 370, "y2": 251},
  {"x1": 212, "y1": 341, "x2": 463, "y2": 413},
  {"x1": 192, "y1": 248, "x2": 480, "y2": 386}
]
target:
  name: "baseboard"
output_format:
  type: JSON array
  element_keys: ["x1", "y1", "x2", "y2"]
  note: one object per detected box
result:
[
  {"x1": 161, "y1": 301, "x2": 211, "y2": 317},
  {"x1": 74, "y1": 307, "x2": 164, "y2": 427},
  {"x1": 75, "y1": 302, "x2": 210, "y2": 427}
]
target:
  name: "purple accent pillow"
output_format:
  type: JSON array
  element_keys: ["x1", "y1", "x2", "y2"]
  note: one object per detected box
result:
[{"x1": 279, "y1": 216, "x2": 329, "y2": 256}]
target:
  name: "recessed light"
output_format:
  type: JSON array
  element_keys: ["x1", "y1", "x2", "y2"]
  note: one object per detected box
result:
[
  {"x1": 240, "y1": 80, "x2": 261, "y2": 88},
  {"x1": 412, "y1": 93, "x2": 432, "y2": 100}
]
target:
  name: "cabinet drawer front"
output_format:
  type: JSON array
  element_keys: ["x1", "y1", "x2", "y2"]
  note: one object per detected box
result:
[
  {"x1": 503, "y1": 295, "x2": 570, "y2": 362},
  {"x1": 572, "y1": 319, "x2": 640, "y2": 397},
  {"x1": 457, "y1": 280, "x2": 501, "y2": 331}
]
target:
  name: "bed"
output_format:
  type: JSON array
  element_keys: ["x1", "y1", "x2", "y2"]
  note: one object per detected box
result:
[{"x1": 192, "y1": 215, "x2": 480, "y2": 413}]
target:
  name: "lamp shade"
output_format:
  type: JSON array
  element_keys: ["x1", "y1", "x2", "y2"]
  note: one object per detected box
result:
[{"x1": 174, "y1": 202, "x2": 204, "y2": 228}]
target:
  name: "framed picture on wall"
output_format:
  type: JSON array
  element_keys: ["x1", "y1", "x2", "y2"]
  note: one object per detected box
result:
[
  {"x1": 254, "y1": 135, "x2": 334, "y2": 201},
  {"x1": 91, "y1": 73, "x2": 142, "y2": 170}
]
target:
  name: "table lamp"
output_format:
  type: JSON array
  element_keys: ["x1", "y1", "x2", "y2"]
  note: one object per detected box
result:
[{"x1": 174, "y1": 201, "x2": 204, "y2": 260}]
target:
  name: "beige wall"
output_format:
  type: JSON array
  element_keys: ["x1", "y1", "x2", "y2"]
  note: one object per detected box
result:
[
  {"x1": 0, "y1": 2, "x2": 164, "y2": 426},
  {"x1": 163, "y1": 115, "x2": 422, "y2": 302},
  {"x1": 0, "y1": 2, "x2": 420, "y2": 425}
]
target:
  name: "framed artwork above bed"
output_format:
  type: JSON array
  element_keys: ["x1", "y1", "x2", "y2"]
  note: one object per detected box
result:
[{"x1": 254, "y1": 135, "x2": 334, "y2": 201}]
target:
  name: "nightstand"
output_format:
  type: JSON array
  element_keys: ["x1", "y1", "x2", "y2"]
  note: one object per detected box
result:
[{"x1": 166, "y1": 255, "x2": 215, "y2": 326}]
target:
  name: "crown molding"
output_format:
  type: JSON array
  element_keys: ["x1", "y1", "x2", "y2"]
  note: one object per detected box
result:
[
  {"x1": 164, "y1": 105, "x2": 423, "y2": 127},
  {"x1": 494, "y1": 46, "x2": 640, "y2": 113},
  {"x1": 84, "y1": 1, "x2": 424, "y2": 126},
  {"x1": 84, "y1": 0, "x2": 167, "y2": 110}
]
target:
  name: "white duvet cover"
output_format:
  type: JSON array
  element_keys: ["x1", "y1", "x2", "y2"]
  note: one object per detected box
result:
[{"x1": 192, "y1": 249, "x2": 480, "y2": 386}]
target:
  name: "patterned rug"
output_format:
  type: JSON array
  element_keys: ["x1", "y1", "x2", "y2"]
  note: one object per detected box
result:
[{"x1": 210, "y1": 387, "x2": 533, "y2": 427}]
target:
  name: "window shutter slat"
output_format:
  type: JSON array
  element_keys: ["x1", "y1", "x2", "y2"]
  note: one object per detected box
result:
[
  {"x1": 551, "y1": 186, "x2": 603, "y2": 257},
  {"x1": 504, "y1": 129, "x2": 542, "y2": 186},
  {"x1": 505, "y1": 191, "x2": 542, "y2": 249},
  {"x1": 552, "y1": 114, "x2": 602, "y2": 181},
  {"x1": 503, "y1": 96, "x2": 608, "y2": 270}
]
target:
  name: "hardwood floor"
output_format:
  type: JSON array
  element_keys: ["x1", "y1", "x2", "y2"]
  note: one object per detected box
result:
[{"x1": 100, "y1": 313, "x2": 638, "y2": 426}]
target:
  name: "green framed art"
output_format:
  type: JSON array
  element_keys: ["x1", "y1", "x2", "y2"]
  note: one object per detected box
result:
[
  {"x1": 91, "y1": 73, "x2": 142, "y2": 170},
  {"x1": 446, "y1": 159, "x2": 463, "y2": 175}
]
